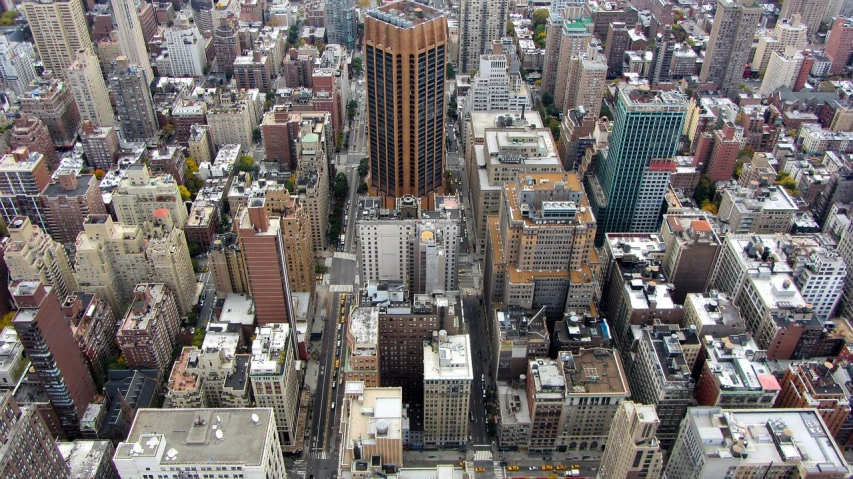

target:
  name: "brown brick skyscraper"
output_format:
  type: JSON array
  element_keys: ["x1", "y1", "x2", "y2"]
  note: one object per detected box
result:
[{"x1": 364, "y1": 2, "x2": 447, "y2": 209}]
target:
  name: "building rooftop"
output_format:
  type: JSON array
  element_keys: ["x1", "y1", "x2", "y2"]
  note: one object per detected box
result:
[
  {"x1": 58, "y1": 440, "x2": 114, "y2": 479},
  {"x1": 703, "y1": 335, "x2": 779, "y2": 392},
  {"x1": 685, "y1": 292, "x2": 744, "y2": 331},
  {"x1": 250, "y1": 323, "x2": 290, "y2": 376},
  {"x1": 638, "y1": 325, "x2": 698, "y2": 385},
  {"x1": 367, "y1": 1, "x2": 444, "y2": 28},
  {"x1": 344, "y1": 386, "x2": 403, "y2": 450},
  {"x1": 725, "y1": 185, "x2": 798, "y2": 214},
  {"x1": 687, "y1": 408, "x2": 849, "y2": 473},
  {"x1": 468, "y1": 111, "x2": 544, "y2": 140},
  {"x1": 497, "y1": 383, "x2": 531, "y2": 427},
  {"x1": 120, "y1": 284, "x2": 168, "y2": 333},
  {"x1": 424, "y1": 334, "x2": 472, "y2": 381},
  {"x1": 349, "y1": 307, "x2": 379, "y2": 346},
  {"x1": 115, "y1": 408, "x2": 275, "y2": 467},
  {"x1": 560, "y1": 348, "x2": 629, "y2": 396},
  {"x1": 218, "y1": 293, "x2": 255, "y2": 326}
]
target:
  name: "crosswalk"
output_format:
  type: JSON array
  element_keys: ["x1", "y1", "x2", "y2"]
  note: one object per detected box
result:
[
  {"x1": 333, "y1": 252, "x2": 357, "y2": 260},
  {"x1": 329, "y1": 285, "x2": 353, "y2": 293},
  {"x1": 493, "y1": 461, "x2": 506, "y2": 478}
]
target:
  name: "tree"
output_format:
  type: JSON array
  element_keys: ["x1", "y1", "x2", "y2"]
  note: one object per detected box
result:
[
  {"x1": 0, "y1": 10, "x2": 18, "y2": 26},
  {"x1": 352, "y1": 57, "x2": 363, "y2": 75},
  {"x1": 191, "y1": 258, "x2": 200, "y2": 272},
  {"x1": 347, "y1": 99, "x2": 358, "y2": 121},
  {"x1": 358, "y1": 157, "x2": 369, "y2": 177},
  {"x1": 94, "y1": 168, "x2": 106, "y2": 180},
  {"x1": 446, "y1": 62, "x2": 455, "y2": 80},
  {"x1": 542, "y1": 92, "x2": 554, "y2": 106},
  {"x1": 179, "y1": 185, "x2": 191, "y2": 201},
  {"x1": 739, "y1": 146, "x2": 756, "y2": 159},
  {"x1": 160, "y1": 123, "x2": 176, "y2": 139},
  {"x1": 334, "y1": 172, "x2": 349, "y2": 200},
  {"x1": 776, "y1": 172, "x2": 799, "y2": 195},
  {"x1": 0, "y1": 311, "x2": 14, "y2": 330},
  {"x1": 252, "y1": 128, "x2": 262, "y2": 144},
  {"x1": 236, "y1": 156, "x2": 256, "y2": 172},
  {"x1": 186, "y1": 158, "x2": 199, "y2": 173},
  {"x1": 531, "y1": 8, "x2": 549, "y2": 28},
  {"x1": 188, "y1": 242, "x2": 202, "y2": 257},
  {"x1": 357, "y1": 182, "x2": 368, "y2": 194},
  {"x1": 506, "y1": 21, "x2": 516, "y2": 37},
  {"x1": 694, "y1": 174, "x2": 714, "y2": 205},
  {"x1": 700, "y1": 199, "x2": 718, "y2": 215},
  {"x1": 733, "y1": 160, "x2": 745, "y2": 180}
]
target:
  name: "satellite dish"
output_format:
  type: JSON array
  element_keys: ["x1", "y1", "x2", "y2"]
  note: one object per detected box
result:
[
  {"x1": 251, "y1": 414, "x2": 259, "y2": 424},
  {"x1": 215, "y1": 429, "x2": 224, "y2": 440},
  {"x1": 132, "y1": 443, "x2": 143, "y2": 454}
]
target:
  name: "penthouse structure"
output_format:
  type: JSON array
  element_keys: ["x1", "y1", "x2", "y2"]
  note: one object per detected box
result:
[
  {"x1": 111, "y1": 165, "x2": 188, "y2": 228},
  {"x1": 166, "y1": 332, "x2": 251, "y2": 409}
]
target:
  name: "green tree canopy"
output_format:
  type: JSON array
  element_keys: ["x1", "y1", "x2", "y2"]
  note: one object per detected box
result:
[
  {"x1": 334, "y1": 172, "x2": 349, "y2": 200},
  {"x1": 531, "y1": 8, "x2": 549, "y2": 27},
  {"x1": 236, "y1": 156, "x2": 256, "y2": 172}
]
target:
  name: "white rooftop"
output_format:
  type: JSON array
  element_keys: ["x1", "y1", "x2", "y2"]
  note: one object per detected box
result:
[
  {"x1": 250, "y1": 323, "x2": 290, "y2": 375},
  {"x1": 349, "y1": 307, "x2": 379, "y2": 345},
  {"x1": 424, "y1": 334, "x2": 473, "y2": 381}
]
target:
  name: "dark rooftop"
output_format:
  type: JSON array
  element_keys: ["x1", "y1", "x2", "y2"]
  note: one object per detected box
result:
[{"x1": 42, "y1": 174, "x2": 96, "y2": 198}]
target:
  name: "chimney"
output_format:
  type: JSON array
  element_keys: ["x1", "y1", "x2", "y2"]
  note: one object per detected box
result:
[
  {"x1": 248, "y1": 199, "x2": 270, "y2": 232},
  {"x1": 60, "y1": 294, "x2": 84, "y2": 320},
  {"x1": 11, "y1": 281, "x2": 47, "y2": 308},
  {"x1": 11, "y1": 147, "x2": 29, "y2": 162},
  {"x1": 722, "y1": 121, "x2": 736, "y2": 140},
  {"x1": 81, "y1": 120, "x2": 95, "y2": 135},
  {"x1": 57, "y1": 171, "x2": 78, "y2": 191},
  {"x1": 253, "y1": 50, "x2": 262, "y2": 63}
]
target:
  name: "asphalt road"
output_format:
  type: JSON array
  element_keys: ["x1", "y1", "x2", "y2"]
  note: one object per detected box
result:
[{"x1": 463, "y1": 293, "x2": 492, "y2": 446}]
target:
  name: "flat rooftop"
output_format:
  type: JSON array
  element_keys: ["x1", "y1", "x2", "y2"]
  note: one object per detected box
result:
[
  {"x1": 367, "y1": 1, "x2": 444, "y2": 27},
  {"x1": 703, "y1": 335, "x2": 779, "y2": 392},
  {"x1": 250, "y1": 323, "x2": 290, "y2": 375},
  {"x1": 349, "y1": 307, "x2": 379, "y2": 345},
  {"x1": 115, "y1": 408, "x2": 275, "y2": 467},
  {"x1": 424, "y1": 334, "x2": 473, "y2": 381},
  {"x1": 345, "y1": 387, "x2": 403, "y2": 448},
  {"x1": 686, "y1": 292, "x2": 743, "y2": 330},
  {"x1": 561, "y1": 349, "x2": 629, "y2": 396},
  {"x1": 688, "y1": 408, "x2": 849, "y2": 473}
]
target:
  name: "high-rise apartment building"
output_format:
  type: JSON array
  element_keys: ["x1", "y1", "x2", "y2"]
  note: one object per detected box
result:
[
  {"x1": 357, "y1": 197, "x2": 461, "y2": 295},
  {"x1": 826, "y1": 16, "x2": 853, "y2": 75},
  {"x1": 345, "y1": 307, "x2": 380, "y2": 387},
  {"x1": 19, "y1": 78, "x2": 81, "y2": 149},
  {"x1": 111, "y1": 57, "x2": 158, "y2": 141},
  {"x1": 759, "y1": 46, "x2": 805, "y2": 96},
  {"x1": 552, "y1": 17, "x2": 593, "y2": 111},
  {"x1": 324, "y1": 0, "x2": 356, "y2": 50},
  {"x1": 0, "y1": 37, "x2": 37, "y2": 96},
  {"x1": 111, "y1": 0, "x2": 154, "y2": 86},
  {"x1": 0, "y1": 392, "x2": 69, "y2": 479},
  {"x1": 61, "y1": 292, "x2": 118, "y2": 385},
  {"x1": 694, "y1": 334, "x2": 780, "y2": 408},
  {"x1": 10, "y1": 114, "x2": 57, "y2": 170},
  {"x1": 563, "y1": 41, "x2": 607, "y2": 117},
  {"x1": 209, "y1": 232, "x2": 251, "y2": 295},
  {"x1": 39, "y1": 171, "x2": 106, "y2": 245},
  {"x1": 12, "y1": 281, "x2": 97, "y2": 439},
  {"x1": 144, "y1": 212, "x2": 197, "y2": 315},
  {"x1": 277, "y1": 192, "x2": 315, "y2": 293},
  {"x1": 423, "y1": 333, "x2": 471, "y2": 449},
  {"x1": 21, "y1": 0, "x2": 91, "y2": 78},
  {"x1": 525, "y1": 350, "x2": 630, "y2": 457},
  {"x1": 234, "y1": 52, "x2": 272, "y2": 93},
  {"x1": 624, "y1": 325, "x2": 697, "y2": 449},
  {"x1": 705, "y1": 122, "x2": 742, "y2": 183},
  {"x1": 213, "y1": 15, "x2": 240, "y2": 75},
  {"x1": 67, "y1": 49, "x2": 114, "y2": 127},
  {"x1": 294, "y1": 114, "x2": 330, "y2": 252},
  {"x1": 111, "y1": 165, "x2": 188, "y2": 228},
  {"x1": 586, "y1": 86, "x2": 687, "y2": 245},
  {"x1": 665, "y1": 408, "x2": 850, "y2": 479},
  {"x1": 164, "y1": 14, "x2": 207, "y2": 77},
  {"x1": 485, "y1": 173, "x2": 597, "y2": 321},
  {"x1": 780, "y1": 0, "x2": 827, "y2": 40},
  {"x1": 597, "y1": 402, "x2": 664, "y2": 479},
  {"x1": 5, "y1": 216, "x2": 78, "y2": 300},
  {"x1": 467, "y1": 54, "x2": 531, "y2": 113},
  {"x1": 80, "y1": 122, "x2": 120, "y2": 170},
  {"x1": 717, "y1": 184, "x2": 799, "y2": 235},
  {"x1": 237, "y1": 202, "x2": 293, "y2": 325},
  {"x1": 116, "y1": 283, "x2": 181, "y2": 375},
  {"x1": 207, "y1": 89, "x2": 262, "y2": 151},
  {"x1": 365, "y1": 2, "x2": 447, "y2": 209},
  {"x1": 752, "y1": 15, "x2": 808, "y2": 74},
  {"x1": 249, "y1": 323, "x2": 302, "y2": 449},
  {"x1": 700, "y1": 0, "x2": 762, "y2": 99},
  {"x1": 458, "y1": 0, "x2": 507, "y2": 73},
  {"x1": 113, "y1": 408, "x2": 287, "y2": 479},
  {"x1": 0, "y1": 148, "x2": 51, "y2": 229},
  {"x1": 659, "y1": 215, "x2": 722, "y2": 304}
]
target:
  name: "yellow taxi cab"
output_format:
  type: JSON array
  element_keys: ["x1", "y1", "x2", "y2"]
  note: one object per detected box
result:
[
  {"x1": 474, "y1": 467, "x2": 485, "y2": 473},
  {"x1": 341, "y1": 315, "x2": 346, "y2": 324},
  {"x1": 572, "y1": 464, "x2": 581, "y2": 469},
  {"x1": 543, "y1": 465, "x2": 554, "y2": 470},
  {"x1": 556, "y1": 465, "x2": 567, "y2": 470},
  {"x1": 458, "y1": 462, "x2": 464, "y2": 467},
  {"x1": 507, "y1": 465, "x2": 519, "y2": 471},
  {"x1": 334, "y1": 359, "x2": 340, "y2": 368}
]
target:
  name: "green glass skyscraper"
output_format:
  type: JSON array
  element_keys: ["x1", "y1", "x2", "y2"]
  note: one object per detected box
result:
[{"x1": 586, "y1": 86, "x2": 687, "y2": 245}]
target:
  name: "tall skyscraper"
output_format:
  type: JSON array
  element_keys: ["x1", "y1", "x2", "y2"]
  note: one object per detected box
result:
[
  {"x1": 20, "y1": 0, "x2": 91, "y2": 78},
  {"x1": 111, "y1": 57, "x2": 158, "y2": 141},
  {"x1": 458, "y1": 0, "x2": 507, "y2": 73},
  {"x1": 365, "y1": 2, "x2": 447, "y2": 209},
  {"x1": 12, "y1": 281, "x2": 98, "y2": 439},
  {"x1": 0, "y1": 37, "x2": 37, "y2": 96},
  {"x1": 213, "y1": 15, "x2": 240, "y2": 76},
  {"x1": 423, "y1": 332, "x2": 471, "y2": 449},
  {"x1": 66, "y1": 48, "x2": 115, "y2": 127},
  {"x1": 236, "y1": 201, "x2": 293, "y2": 325},
  {"x1": 597, "y1": 402, "x2": 664, "y2": 479},
  {"x1": 0, "y1": 392, "x2": 69, "y2": 478},
  {"x1": 825, "y1": 16, "x2": 853, "y2": 75},
  {"x1": 111, "y1": 0, "x2": 154, "y2": 86},
  {"x1": 700, "y1": 0, "x2": 762, "y2": 99},
  {"x1": 325, "y1": 0, "x2": 357, "y2": 50},
  {"x1": 780, "y1": 0, "x2": 826, "y2": 38},
  {"x1": 586, "y1": 85, "x2": 687, "y2": 245}
]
